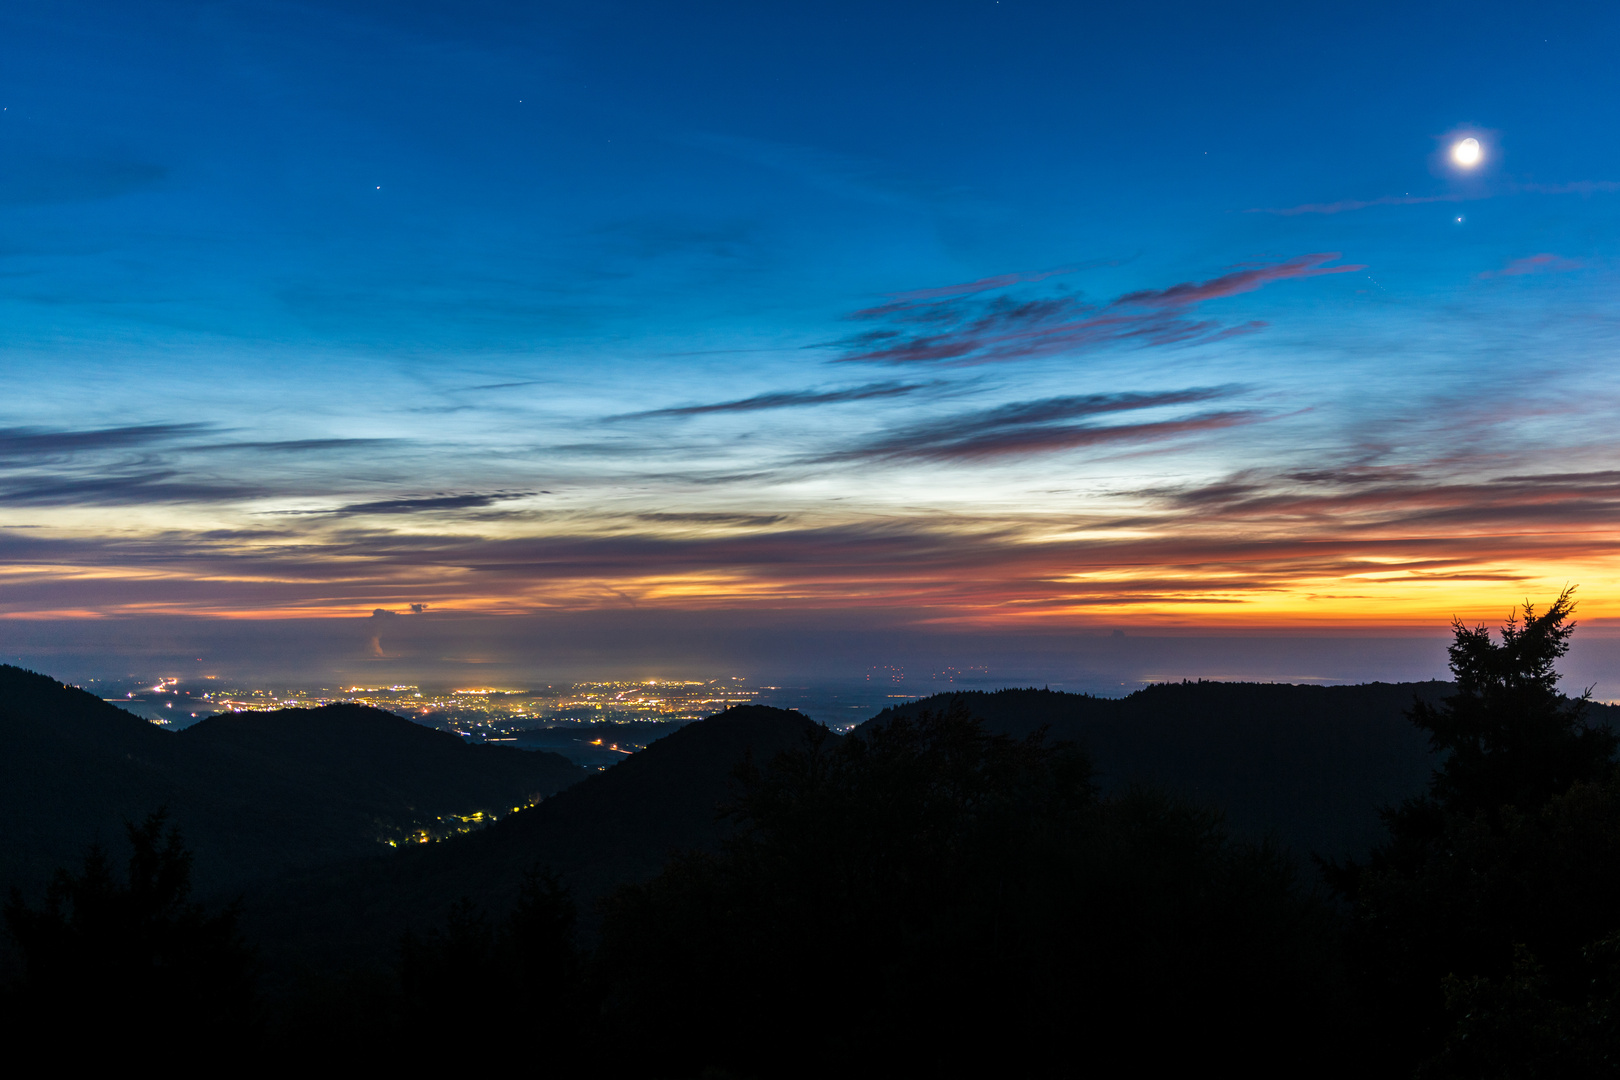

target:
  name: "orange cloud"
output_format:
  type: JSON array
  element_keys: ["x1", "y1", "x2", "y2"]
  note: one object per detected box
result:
[{"x1": 3, "y1": 458, "x2": 1617, "y2": 632}]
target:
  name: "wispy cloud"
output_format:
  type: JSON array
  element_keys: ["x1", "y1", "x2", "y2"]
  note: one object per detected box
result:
[
  {"x1": 0, "y1": 425, "x2": 260, "y2": 506},
  {"x1": 0, "y1": 472, "x2": 261, "y2": 507},
  {"x1": 834, "y1": 254, "x2": 1360, "y2": 366},
  {"x1": 457, "y1": 380, "x2": 547, "y2": 392},
  {"x1": 613, "y1": 381, "x2": 933, "y2": 420},
  {"x1": 1135, "y1": 465, "x2": 1620, "y2": 536},
  {"x1": 196, "y1": 437, "x2": 396, "y2": 453},
  {"x1": 8, "y1": 464, "x2": 1607, "y2": 625},
  {"x1": 822, "y1": 389, "x2": 1254, "y2": 462},
  {"x1": 1480, "y1": 253, "x2": 1588, "y2": 278},
  {"x1": 279, "y1": 492, "x2": 541, "y2": 516},
  {"x1": 2, "y1": 436, "x2": 1615, "y2": 626},
  {"x1": 1113, "y1": 256, "x2": 1364, "y2": 306},
  {"x1": 1254, "y1": 180, "x2": 1620, "y2": 217},
  {"x1": 1252, "y1": 193, "x2": 1467, "y2": 216},
  {"x1": 852, "y1": 266, "x2": 1110, "y2": 318},
  {"x1": 636, "y1": 512, "x2": 787, "y2": 526},
  {"x1": 0, "y1": 424, "x2": 409, "y2": 508},
  {"x1": 0, "y1": 423, "x2": 388, "y2": 462},
  {"x1": 0, "y1": 423, "x2": 208, "y2": 462}
]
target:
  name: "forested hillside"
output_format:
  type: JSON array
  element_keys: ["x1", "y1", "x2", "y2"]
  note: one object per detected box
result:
[
  {"x1": 243, "y1": 704, "x2": 823, "y2": 975},
  {"x1": 869, "y1": 681, "x2": 1620, "y2": 857},
  {"x1": 0, "y1": 665, "x2": 584, "y2": 898}
]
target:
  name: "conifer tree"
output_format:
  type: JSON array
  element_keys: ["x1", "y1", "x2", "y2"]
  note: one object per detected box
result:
[{"x1": 2, "y1": 809, "x2": 255, "y2": 1047}]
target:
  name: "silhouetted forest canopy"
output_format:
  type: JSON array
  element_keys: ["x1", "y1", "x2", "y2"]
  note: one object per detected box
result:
[
  {"x1": 2, "y1": 809, "x2": 255, "y2": 1049},
  {"x1": 1326, "y1": 589, "x2": 1620, "y2": 1074},
  {"x1": 4, "y1": 591, "x2": 1619, "y2": 1076}
]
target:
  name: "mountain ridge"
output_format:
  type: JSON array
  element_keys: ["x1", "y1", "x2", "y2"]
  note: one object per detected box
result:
[
  {"x1": 0, "y1": 665, "x2": 585, "y2": 900},
  {"x1": 242, "y1": 703, "x2": 826, "y2": 974},
  {"x1": 865, "y1": 681, "x2": 1620, "y2": 856}
]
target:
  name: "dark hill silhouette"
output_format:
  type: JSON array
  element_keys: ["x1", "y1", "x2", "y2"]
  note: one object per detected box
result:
[
  {"x1": 0, "y1": 665, "x2": 584, "y2": 900},
  {"x1": 866, "y1": 682, "x2": 1444, "y2": 857},
  {"x1": 181, "y1": 704, "x2": 575, "y2": 833},
  {"x1": 244, "y1": 704, "x2": 825, "y2": 974},
  {"x1": 867, "y1": 682, "x2": 1620, "y2": 857},
  {"x1": 1, "y1": 666, "x2": 194, "y2": 897}
]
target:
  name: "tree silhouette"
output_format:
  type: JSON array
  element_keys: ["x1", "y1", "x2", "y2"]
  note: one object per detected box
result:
[
  {"x1": 2, "y1": 809, "x2": 255, "y2": 1047},
  {"x1": 1409, "y1": 587, "x2": 1614, "y2": 820},
  {"x1": 1329, "y1": 590, "x2": 1620, "y2": 1074},
  {"x1": 390, "y1": 867, "x2": 586, "y2": 1060}
]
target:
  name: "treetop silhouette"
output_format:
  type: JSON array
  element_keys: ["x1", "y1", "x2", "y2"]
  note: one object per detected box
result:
[
  {"x1": 2, "y1": 809, "x2": 255, "y2": 1045},
  {"x1": 1410, "y1": 587, "x2": 1615, "y2": 818}
]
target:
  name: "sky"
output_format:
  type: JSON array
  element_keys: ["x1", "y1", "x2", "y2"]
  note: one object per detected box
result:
[{"x1": 3, "y1": 1, "x2": 1620, "y2": 689}]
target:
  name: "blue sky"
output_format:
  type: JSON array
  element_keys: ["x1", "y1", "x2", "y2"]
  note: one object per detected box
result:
[{"x1": 3, "y1": 1, "x2": 1619, "y2": 684}]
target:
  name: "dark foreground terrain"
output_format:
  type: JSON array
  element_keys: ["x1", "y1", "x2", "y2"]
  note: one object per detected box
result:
[
  {"x1": 0, "y1": 664, "x2": 584, "y2": 899},
  {"x1": 873, "y1": 680, "x2": 1458, "y2": 856},
  {"x1": 6, "y1": 600, "x2": 1620, "y2": 1075},
  {"x1": 242, "y1": 703, "x2": 823, "y2": 975}
]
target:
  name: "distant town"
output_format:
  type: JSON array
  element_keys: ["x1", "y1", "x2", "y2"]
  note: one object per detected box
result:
[
  {"x1": 76, "y1": 670, "x2": 997, "y2": 752},
  {"x1": 98, "y1": 675, "x2": 760, "y2": 730}
]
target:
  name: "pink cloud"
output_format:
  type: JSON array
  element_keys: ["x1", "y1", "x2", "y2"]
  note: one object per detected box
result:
[
  {"x1": 9, "y1": 458, "x2": 1618, "y2": 626},
  {"x1": 838, "y1": 254, "x2": 1360, "y2": 366},
  {"x1": 851, "y1": 267, "x2": 1082, "y2": 319},
  {"x1": 1113, "y1": 253, "x2": 1364, "y2": 308},
  {"x1": 1480, "y1": 253, "x2": 1587, "y2": 278}
]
